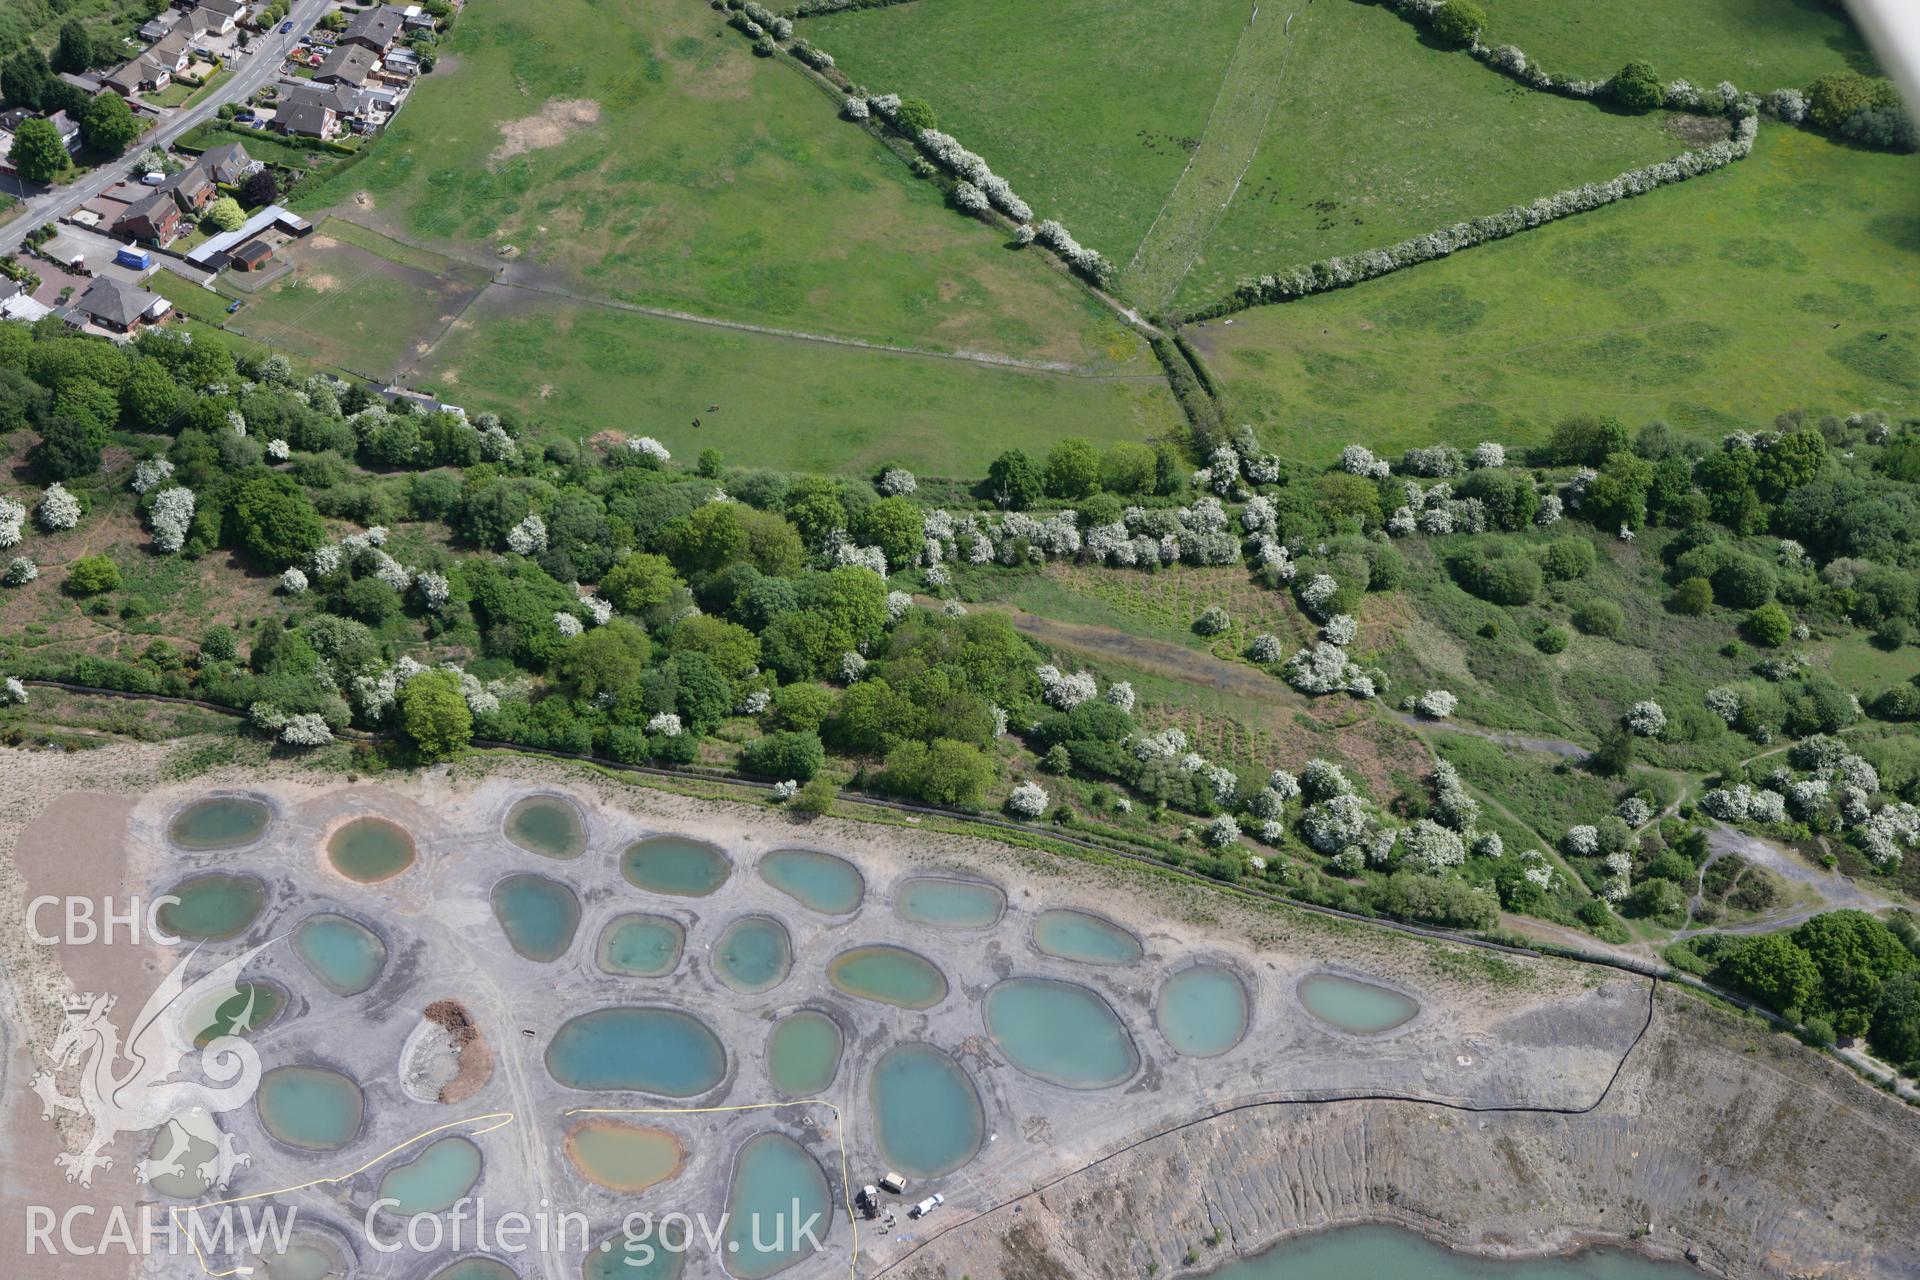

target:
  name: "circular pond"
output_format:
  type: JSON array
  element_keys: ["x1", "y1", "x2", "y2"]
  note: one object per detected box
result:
[
  {"x1": 566, "y1": 1120, "x2": 685, "y2": 1192},
  {"x1": 722, "y1": 1133, "x2": 833, "y2": 1279},
  {"x1": 546, "y1": 1008, "x2": 727, "y2": 1095},
  {"x1": 293, "y1": 914, "x2": 387, "y2": 997},
  {"x1": 1031, "y1": 909, "x2": 1143, "y2": 966},
  {"x1": 766, "y1": 1011, "x2": 843, "y2": 1097},
  {"x1": 714, "y1": 916, "x2": 792, "y2": 995},
  {"x1": 758, "y1": 849, "x2": 864, "y2": 915},
  {"x1": 869, "y1": 1043, "x2": 986, "y2": 1178},
  {"x1": 826, "y1": 945, "x2": 948, "y2": 1010},
  {"x1": 504, "y1": 794, "x2": 588, "y2": 860},
  {"x1": 377, "y1": 1135, "x2": 482, "y2": 1214},
  {"x1": 621, "y1": 836, "x2": 731, "y2": 898},
  {"x1": 256, "y1": 1066, "x2": 364, "y2": 1152},
  {"x1": 156, "y1": 873, "x2": 265, "y2": 942},
  {"x1": 257, "y1": 1237, "x2": 350, "y2": 1280},
  {"x1": 430, "y1": 1260, "x2": 519, "y2": 1280},
  {"x1": 168, "y1": 795, "x2": 272, "y2": 849},
  {"x1": 895, "y1": 875, "x2": 1006, "y2": 929},
  {"x1": 1297, "y1": 973, "x2": 1419, "y2": 1034},
  {"x1": 189, "y1": 981, "x2": 285, "y2": 1046},
  {"x1": 1155, "y1": 965, "x2": 1250, "y2": 1057},
  {"x1": 491, "y1": 874, "x2": 582, "y2": 963},
  {"x1": 983, "y1": 977, "x2": 1140, "y2": 1089},
  {"x1": 326, "y1": 817, "x2": 416, "y2": 883},
  {"x1": 596, "y1": 913, "x2": 686, "y2": 977},
  {"x1": 585, "y1": 1231, "x2": 685, "y2": 1280}
]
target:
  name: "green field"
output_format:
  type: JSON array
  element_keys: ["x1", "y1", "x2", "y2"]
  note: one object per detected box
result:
[
  {"x1": 1483, "y1": 0, "x2": 1874, "y2": 90},
  {"x1": 810, "y1": 0, "x2": 1253, "y2": 268},
  {"x1": 1165, "y1": 0, "x2": 1682, "y2": 310},
  {"x1": 411, "y1": 288, "x2": 1183, "y2": 476},
  {"x1": 293, "y1": 0, "x2": 1147, "y2": 373},
  {"x1": 813, "y1": 0, "x2": 1678, "y2": 311},
  {"x1": 1197, "y1": 126, "x2": 1920, "y2": 462},
  {"x1": 0, "y1": 0, "x2": 148, "y2": 60}
]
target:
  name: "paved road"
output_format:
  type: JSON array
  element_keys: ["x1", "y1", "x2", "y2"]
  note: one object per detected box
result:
[{"x1": 0, "y1": 0, "x2": 334, "y2": 253}]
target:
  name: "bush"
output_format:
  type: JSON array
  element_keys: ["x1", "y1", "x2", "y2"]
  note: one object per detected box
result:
[
  {"x1": 883, "y1": 738, "x2": 996, "y2": 806},
  {"x1": 1670, "y1": 576, "x2": 1713, "y2": 615},
  {"x1": 1535, "y1": 626, "x2": 1569, "y2": 654},
  {"x1": 1042, "y1": 438, "x2": 1101, "y2": 500},
  {"x1": 742, "y1": 730, "x2": 826, "y2": 781},
  {"x1": 1571, "y1": 599, "x2": 1624, "y2": 638},
  {"x1": 398, "y1": 668, "x2": 472, "y2": 762},
  {"x1": 202, "y1": 197, "x2": 244, "y2": 233},
  {"x1": 1804, "y1": 70, "x2": 1887, "y2": 130},
  {"x1": 1745, "y1": 602, "x2": 1793, "y2": 648},
  {"x1": 1448, "y1": 544, "x2": 1541, "y2": 605},
  {"x1": 1610, "y1": 60, "x2": 1664, "y2": 111},
  {"x1": 1538, "y1": 537, "x2": 1595, "y2": 581},
  {"x1": 65, "y1": 555, "x2": 121, "y2": 596},
  {"x1": 1429, "y1": 0, "x2": 1486, "y2": 45},
  {"x1": 895, "y1": 96, "x2": 938, "y2": 133},
  {"x1": 792, "y1": 775, "x2": 836, "y2": 816}
]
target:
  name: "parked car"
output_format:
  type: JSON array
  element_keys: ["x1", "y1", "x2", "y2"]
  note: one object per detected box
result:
[
  {"x1": 280, "y1": 21, "x2": 294, "y2": 33},
  {"x1": 234, "y1": 111, "x2": 257, "y2": 123},
  {"x1": 226, "y1": 300, "x2": 242, "y2": 314}
]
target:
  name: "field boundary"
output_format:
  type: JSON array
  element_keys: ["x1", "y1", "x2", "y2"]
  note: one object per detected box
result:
[{"x1": 1119, "y1": 1, "x2": 1309, "y2": 309}]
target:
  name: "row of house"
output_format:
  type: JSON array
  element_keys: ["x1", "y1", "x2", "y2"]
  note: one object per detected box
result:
[
  {"x1": 268, "y1": 5, "x2": 428, "y2": 139},
  {"x1": 114, "y1": 140, "x2": 263, "y2": 246}
]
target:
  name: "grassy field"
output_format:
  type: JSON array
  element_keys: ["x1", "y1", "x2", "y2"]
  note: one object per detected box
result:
[
  {"x1": 1196, "y1": 127, "x2": 1920, "y2": 462},
  {"x1": 291, "y1": 0, "x2": 1147, "y2": 373},
  {"x1": 814, "y1": 0, "x2": 1677, "y2": 312},
  {"x1": 1483, "y1": 0, "x2": 1875, "y2": 90},
  {"x1": 167, "y1": 218, "x2": 495, "y2": 382},
  {"x1": 0, "y1": 0, "x2": 148, "y2": 60},
  {"x1": 809, "y1": 0, "x2": 1252, "y2": 269},
  {"x1": 410, "y1": 287, "x2": 1182, "y2": 476},
  {"x1": 1166, "y1": 0, "x2": 1682, "y2": 310}
]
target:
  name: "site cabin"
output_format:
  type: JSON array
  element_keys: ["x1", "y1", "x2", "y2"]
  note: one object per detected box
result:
[
  {"x1": 115, "y1": 246, "x2": 153, "y2": 270},
  {"x1": 878, "y1": 1171, "x2": 907, "y2": 1194}
]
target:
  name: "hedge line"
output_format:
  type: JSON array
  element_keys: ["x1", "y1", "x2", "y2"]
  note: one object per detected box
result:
[{"x1": 1183, "y1": 116, "x2": 1756, "y2": 320}]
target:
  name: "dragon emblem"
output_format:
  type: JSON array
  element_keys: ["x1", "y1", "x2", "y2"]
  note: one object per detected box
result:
[{"x1": 32, "y1": 941, "x2": 273, "y2": 1189}]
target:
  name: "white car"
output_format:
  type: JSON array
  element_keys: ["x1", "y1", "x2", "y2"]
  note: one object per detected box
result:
[{"x1": 907, "y1": 1193, "x2": 944, "y2": 1219}]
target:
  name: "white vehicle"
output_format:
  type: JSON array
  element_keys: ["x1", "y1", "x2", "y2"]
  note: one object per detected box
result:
[
  {"x1": 907, "y1": 1193, "x2": 944, "y2": 1220},
  {"x1": 141, "y1": 172, "x2": 166, "y2": 186}
]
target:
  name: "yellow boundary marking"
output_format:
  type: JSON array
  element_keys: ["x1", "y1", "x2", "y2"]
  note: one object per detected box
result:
[
  {"x1": 168, "y1": 1101, "x2": 859, "y2": 1278},
  {"x1": 565, "y1": 1100, "x2": 860, "y2": 1279}
]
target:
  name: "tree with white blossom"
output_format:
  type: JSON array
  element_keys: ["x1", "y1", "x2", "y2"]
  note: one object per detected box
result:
[
  {"x1": 1006, "y1": 781, "x2": 1048, "y2": 818},
  {"x1": 1624, "y1": 700, "x2": 1666, "y2": 737},
  {"x1": 4, "y1": 556, "x2": 38, "y2": 586},
  {"x1": 148, "y1": 487, "x2": 195, "y2": 553},
  {"x1": 37, "y1": 484, "x2": 80, "y2": 532},
  {"x1": 280, "y1": 567, "x2": 309, "y2": 594},
  {"x1": 506, "y1": 514, "x2": 548, "y2": 555}
]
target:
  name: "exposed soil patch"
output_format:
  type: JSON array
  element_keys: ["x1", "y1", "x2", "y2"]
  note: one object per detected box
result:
[
  {"x1": 1664, "y1": 112, "x2": 1734, "y2": 145},
  {"x1": 491, "y1": 98, "x2": 603, "y2": 164},
  {"x1": 424, "y1": 998, "x2": 493, "y2": 1104}
]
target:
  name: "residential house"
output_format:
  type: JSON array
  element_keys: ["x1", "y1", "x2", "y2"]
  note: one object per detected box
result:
[
  {"x1": 313, "y1": 44, "x2": 381, "y2": 87},
  {"x1": 160, "y1": 161, "x2": 217, "y2": 213},
  {"x1": 114, "y1": 189, "x2": 184, "y2": 244},
  {"x1": 340, "y1": 5, "x2": 408, "y2": 53},
  {"x1": 74, "y1": 277, "x2": 169, "y2": 332},
  {"x1": 190, "y1": 0, "x2": 244, "y2": 34},
  {"x1": 274, "y1": 97, "x2": 338, "y2": 139},
  {"x1": 44, "y1": 111, "x2": 82, "y2": 154},
  {"x1": 198, "y1": 139, "x2": 262, "y2": 186},
  {"x1": 56, "y1": 70, "x2": 103, "y2": 96},
  {"x1": 139, "y1": 12, "x2": 180, "y2": 41},
  {"x1": 105, "y1": 28, "x2": 192, "y2": 96}
]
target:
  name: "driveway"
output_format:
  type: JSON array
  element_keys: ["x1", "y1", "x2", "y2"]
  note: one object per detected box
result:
[{"x1": 0, "y1": 0, "x2": 334, "y2": 251}]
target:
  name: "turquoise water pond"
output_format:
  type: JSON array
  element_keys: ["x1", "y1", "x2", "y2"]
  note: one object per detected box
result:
[
  {"x1": 767, "y1": 1011, "x2": 843, "y2": 1097},
  {"x1": 894, "y1": 875, "x2": 1006, "y2": 929},
  {"x1": 1208, "y1": 1225, "x2": 1693, "y2": 1280},
  {"x1": 596, "y1": 913, "x2": 685, "y2": 977},
  {"x1": 584, "y1": 1231, "x2": 685, "y2": 1280},
  {"x1": 546, "y1": 1008, "x2": 727, "y2": 1095},
  {"x1": 622, "y1": 837, "x2": 731, "y2": 898},
  {"x1": 504, "y1": 795, "x2": 588, "y2": 860},
  {"x1": 715, "y1": 916, "x2": 793, "y2": 994},
  {"x1": 256, "y1": 1066, "x2": 364, "y2": 1152},
  {"x1": 983, "y1": 977, "x2": 1139, "y2": 1088},
  {"x1": 1155, "y1": 965, "x2": 1250, "y2": 1057},
  {"x1": 429, "y1": 1260, "x2": 519, "y2": 1280},
  {"x1": 1298, "y1": 973, "x2": 1419, "y2": 1034},
  {"x1": 1031, "y1": 909, "x2": 1143, "y2": 966},
  {"x1": 292, "y1": 914, "x2": 387, "y2": 996},
  {"x1": 168, "y1": 796, "x2": 271, "y2": 849},
  {"x1": 827, "y1": 946, "x2": 948, "y2": 1009},
  {"x1": 869, "y1": 1043, "x2": 985, "y2": 1178},
  {"x1": 722, "y1": 1133, "x2": 833, "y2": 1279},
  {"x1": 376, "y1": 1136, "x2": 482, "y2": 1214},
  {"x1": 492, "y1": 874, "x2": 582, "y2": 963},
  {"x1": 758, "y1": 849, "x2": 865, "y2": 915},
  {"x1": 259, "y1": 1240, "x2": 347, "y2": 1280},
  {"x1": 327, "y1": 817, "x2": 416, "y2": 883},
  {"x1": 156, "y1": 873, "x2": 265, "y2": 941}
]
